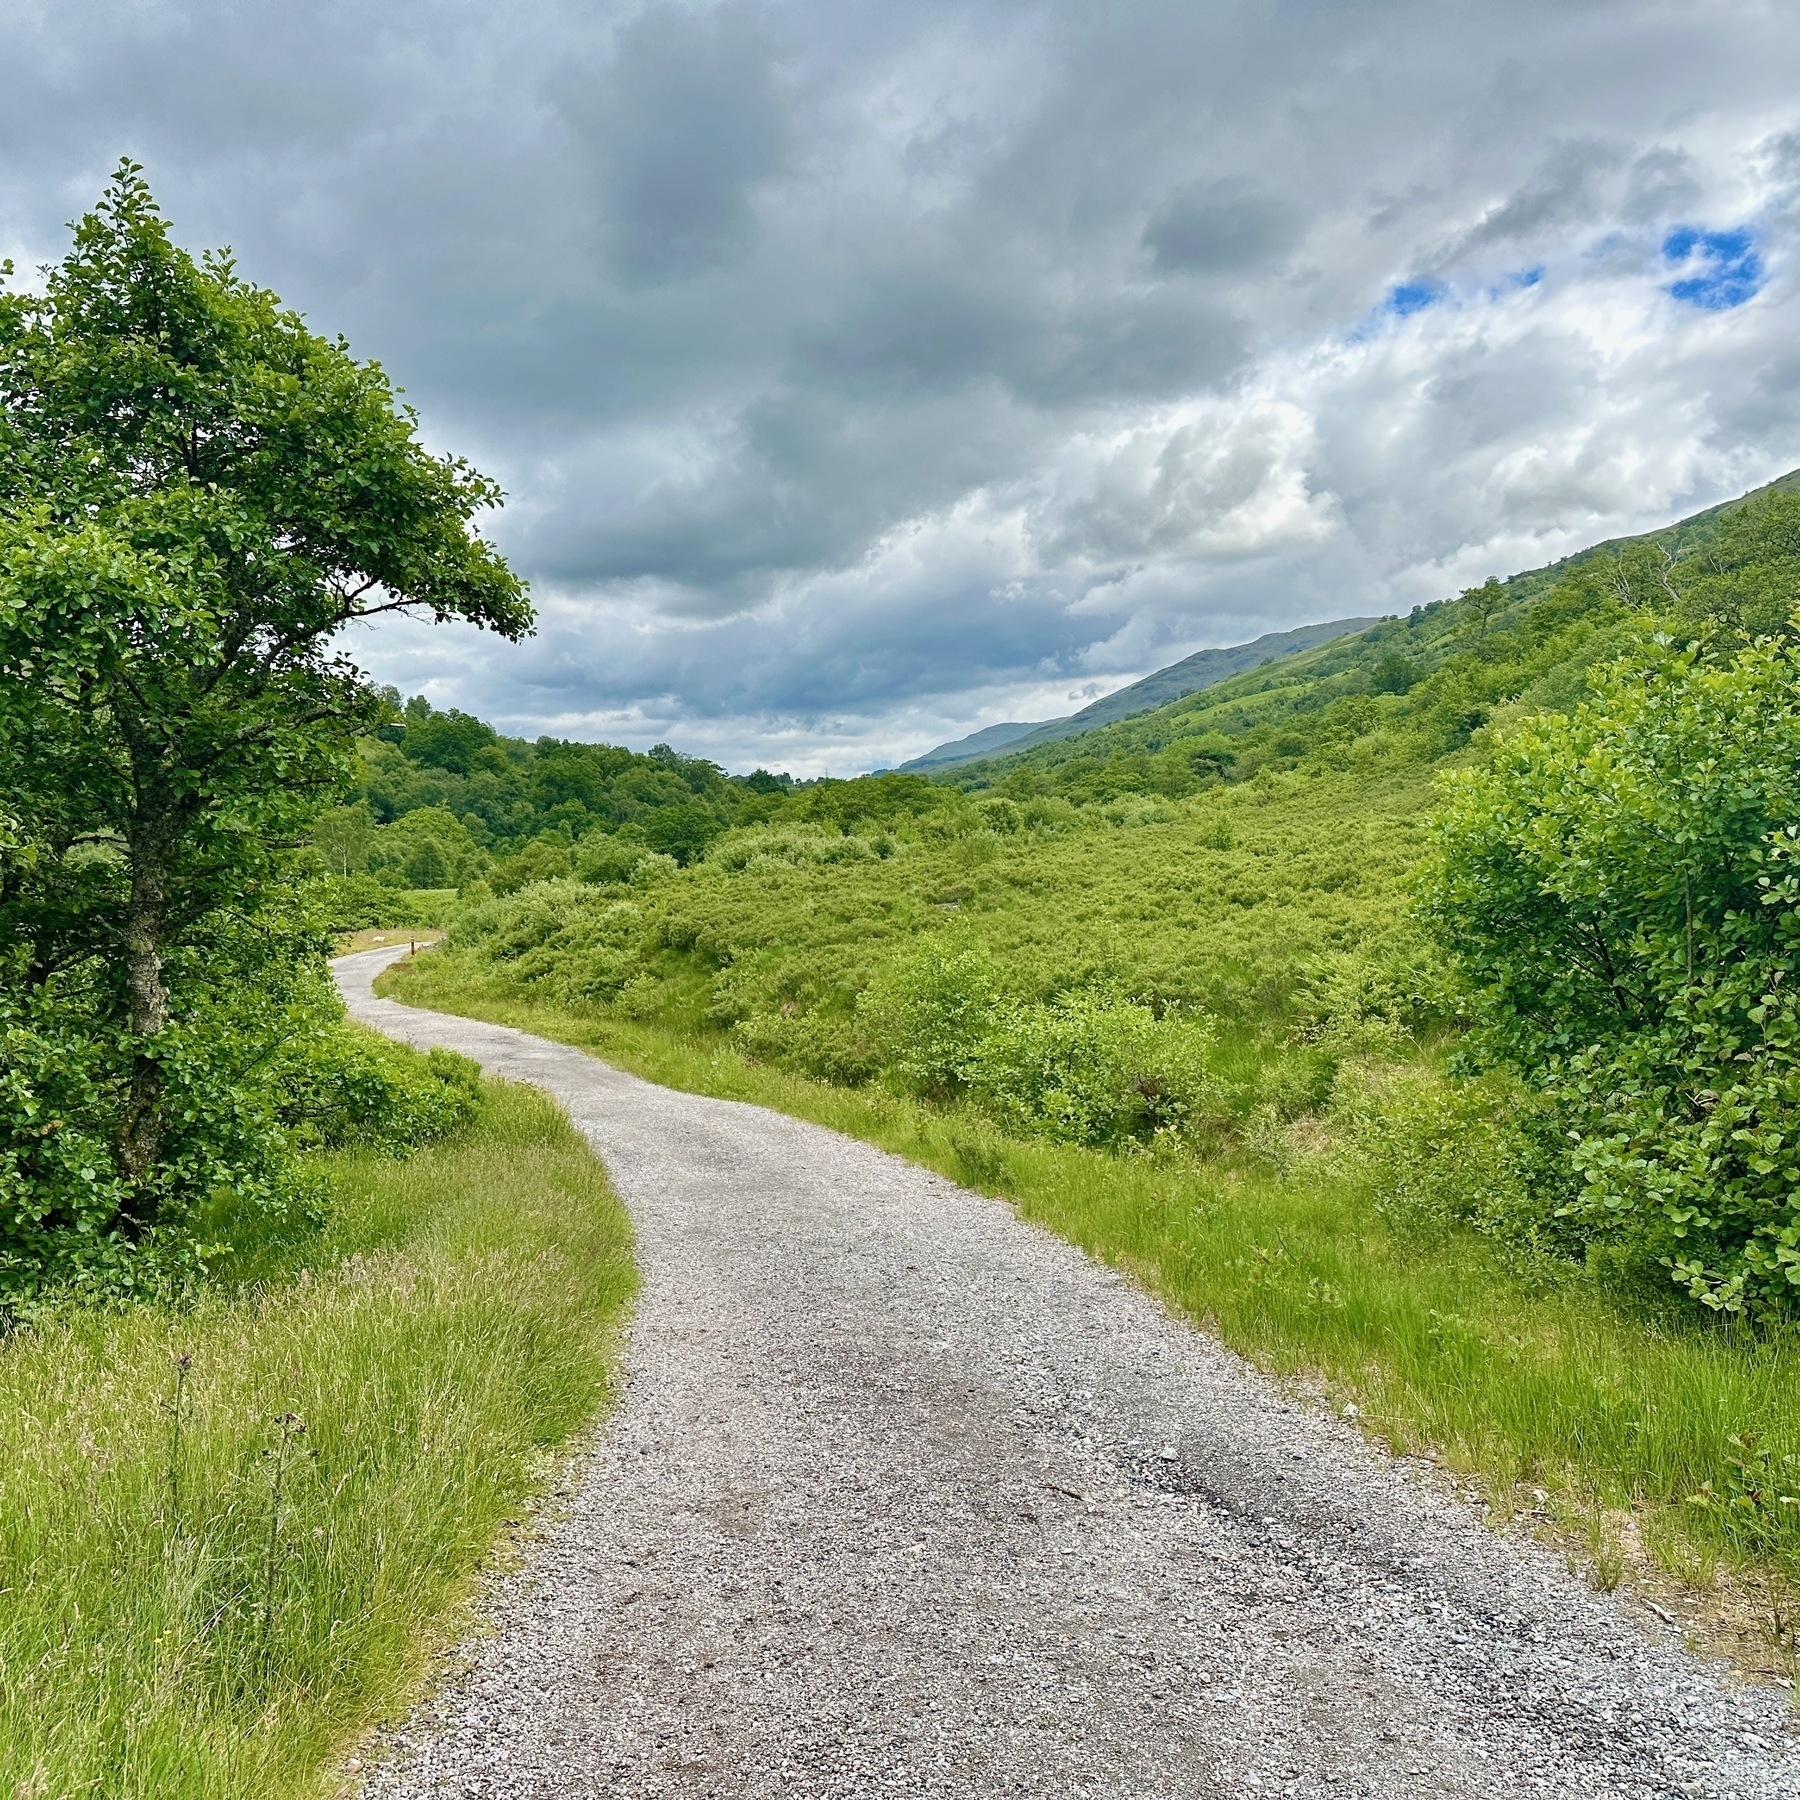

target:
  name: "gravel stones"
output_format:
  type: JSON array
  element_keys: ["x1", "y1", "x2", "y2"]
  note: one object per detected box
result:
[{"x1": 337, "y1": 947, "x2": 1800, "y2": 1799}]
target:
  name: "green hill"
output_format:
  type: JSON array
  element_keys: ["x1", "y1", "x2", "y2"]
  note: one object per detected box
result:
[
  {"x1": 932, "y1": 464, "x2": 1800, "y2": 801},
  {"x1": 899, "y1": 616, "x2": 1379, "y2": 772},
  {"x1": 331, "y1": 463, "x2": 1800, "y2": 929},
  {"x1": 360, "y1": 462, "x2": 1800, "y2": 1071}
]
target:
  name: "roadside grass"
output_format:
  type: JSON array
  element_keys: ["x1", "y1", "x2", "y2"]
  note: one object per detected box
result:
[
  {"x1": 383, "y1": 957, "x2": 1800, "y2": 1671},
  {"x1": 0, "y1": 1076, "x2": 634, "y2": 1800}
]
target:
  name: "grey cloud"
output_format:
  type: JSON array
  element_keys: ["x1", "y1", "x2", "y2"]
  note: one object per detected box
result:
[
  {"x1": 1621, "y1": 147, "x2": 1704, "y2": 224},
  {"x1": 1436, "y1": 139, "x2": 1623, "y2": 267},
  {"x1": 1143, "y1": 180, "x2": 1300, "y2": 275},
  {"x1": 2, "y1": 0, "x2": 1799, "y2": 770},
  {"x1": 794, "y1": 266, "x2": 1026, "y2": 395},
  {"x1": 554, "y1": 5, "x2": 791, "y2": 284}
]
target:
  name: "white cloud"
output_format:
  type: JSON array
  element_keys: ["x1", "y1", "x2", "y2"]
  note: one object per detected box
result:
[{"x1": 4, "y1": 1, "x2": 1800, "y2": 769}]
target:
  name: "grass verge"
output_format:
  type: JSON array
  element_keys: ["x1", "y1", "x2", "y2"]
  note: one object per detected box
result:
[
  {"x1": 384, "y1": 954, "x2": 1800, "y2": 1677},
  {"x1": 0, "y1": 1074, "x2": 634, "y2": 1799}
]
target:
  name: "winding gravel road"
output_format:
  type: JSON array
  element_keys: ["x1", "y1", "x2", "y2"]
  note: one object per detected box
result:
[{"x1": 338, "y1": 946, "x2": 1798, "y2": 1800}]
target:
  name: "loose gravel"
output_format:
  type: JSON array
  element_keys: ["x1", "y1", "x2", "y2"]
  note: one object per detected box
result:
[{"x1": 338, "y1": 946, "x2": 1800, "y2": 1799}]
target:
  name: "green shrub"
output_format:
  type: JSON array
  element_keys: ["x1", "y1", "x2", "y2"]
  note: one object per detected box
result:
[
  {"x1": 575, "y1": 833, "x2": 647, "y2": 885},
  {"x1": 0, "y1": 918, "x2": 330, "y2": 1308},
  {"x1": 966, "y1": 991, "x2": 1217, "y2": 1148},
  {"x1": 1424, "y1": 633, "x2": 1800, "y2": 1315},
  {"x1": 729, "y1": 1011, "x2": 880, "y2": 1085},
  {"x1": 858, "y1": 947, "x2": 1217, "y2": 1146},
  {"x1": 316, "y1": 873, "x2": 435, "y2": 931},
  {"x1": 1328, "y1": 1061, "x2": 1558, "y2": 1256},
  {"x1": 859, "y1": 946, "x2": 1012, "y2": 1097},
  {"x1": 277, "y1": 1027, "x2": 481, "y2": 1155},
  {"x1": 490, "y1": 838, "x2": 576, "y2": 895},
  {"x1": 0, "y1": 924, "x2": 479, "y2": 1309},
  {"x1": 707, "y1": 824, "x2": 890, "y2": 872}
]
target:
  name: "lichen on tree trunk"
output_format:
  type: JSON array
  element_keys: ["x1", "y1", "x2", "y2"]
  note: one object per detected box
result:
[{"x1": 115, "y1": 858, "x2": 168, "y2": 1214}]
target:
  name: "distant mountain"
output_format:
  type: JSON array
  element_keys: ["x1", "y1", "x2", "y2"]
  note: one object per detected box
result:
[
  {"x1": 899, "y1": 617, "x2": 1381, "y2": 772},
  {"x1": 901, "y1": 719, "x2": 1045, "y2": 769}
]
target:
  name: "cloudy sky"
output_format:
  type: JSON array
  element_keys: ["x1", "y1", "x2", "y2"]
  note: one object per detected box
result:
[{"x1": 4, "y1": 1, "x2": 1799, "y2": 771}]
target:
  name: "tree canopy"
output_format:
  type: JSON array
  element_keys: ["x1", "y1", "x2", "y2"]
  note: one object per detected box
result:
[
  {"x1": 0, "y1": 165, "x2": 530, "y2": 1285},
  {"x1": 1424, "y1": 635, "x2": 1800, "y2": 1315}
]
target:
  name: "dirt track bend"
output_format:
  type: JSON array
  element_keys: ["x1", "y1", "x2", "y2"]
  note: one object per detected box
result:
[{"x1": 337, "y1": 946, "x2": 1797, "y2": 1800}]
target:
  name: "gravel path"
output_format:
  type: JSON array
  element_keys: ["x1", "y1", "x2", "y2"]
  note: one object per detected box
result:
[{"x1": 338, "y1": 947, "x2": 1798, "y2": 1800}]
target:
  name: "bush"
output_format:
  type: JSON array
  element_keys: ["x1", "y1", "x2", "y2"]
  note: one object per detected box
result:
[
  {"x1": 316, "y1": 874, "x2": 436, "y2": 931},
  {"x1": 860, "y1": 947, "x2": 1011, "y2": 1097},
  {"x1": 1328, "y1": 1061, "x2": 1558, "y2": 1257},
  {"x1": 861, "y1": 949, "x2": 1216, "y2": 1147},
  {"x1": 0, "y1": 915, "x2": 333, "y2": 1307},
  {"x1": 277, "y1": 1028, "x2": 481, "y2": 1155},
  {"x1": 0, "y1": 923, "x2": 479, "y2": 1309},
  {"x1": 449, "y1": 884, "x2": 652, "y2": 1008},
  {"x1": 1424, "y1": 633, "x2": 1800, "y2": 1316},
  {"x1": 490, "y1": 838, "x2": 575, "y2": 895},
  {"x1": 966, "y1": 992, "x2": 1217, "y2": 1148},
  {"x1": 575, "y1": 834, "x2": 647, "y2": 885},
  {"x1": 706, "y1": 824, "x2": 889, "y2": 872}
]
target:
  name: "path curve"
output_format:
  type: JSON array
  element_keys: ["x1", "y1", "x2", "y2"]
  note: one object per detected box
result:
[{"x1": 338, "y1": 947, "x2": 1796, "y2": 1800}]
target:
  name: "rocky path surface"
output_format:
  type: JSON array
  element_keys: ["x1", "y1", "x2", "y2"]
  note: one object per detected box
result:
[{"x1": 338, "y1": 946, "x2": 1798, "y2": 1800}]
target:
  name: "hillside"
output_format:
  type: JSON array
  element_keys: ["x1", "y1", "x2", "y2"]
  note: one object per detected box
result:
[
  {"x1": 933, "y1": 464, "x2": 1800, "y2": 800},
  {"x1": 369, "y1": 464, "x2": 1800, "y2": 1079},
  {"x1": 898, "y1": 616, "x2": 1379, "y2": 771},
  {"x1": 329, "y1": 464, "x2": 1800, "y2": 921},
  {"x1": 321, "y1": 463, "x2": 1800, "y2": 920}
]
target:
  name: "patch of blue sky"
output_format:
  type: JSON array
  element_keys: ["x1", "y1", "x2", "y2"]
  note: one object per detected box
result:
[
  {"x1": 1662, "y1": 225, "x2": 1763, "y2": 311},
  {"x1": 1384, "y1": 279, "x2": 1446, "y2": 318},
  {"x1": 1346, "y1": 277, "x2": 1449, "y2": 342}
]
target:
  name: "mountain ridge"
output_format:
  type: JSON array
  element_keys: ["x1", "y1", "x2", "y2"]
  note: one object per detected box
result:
[
  {"x1": 898, "y1": 616, "x2": 1381, "y2": 772},
  {"x1": 922, "y1": 464, "x2": 1800, "y2": 784}
]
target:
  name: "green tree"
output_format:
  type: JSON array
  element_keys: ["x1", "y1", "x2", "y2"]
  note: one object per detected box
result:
[
  {"x1": 313, "y1": 802, "x2": 380, "y2": 877},
  {"x1": 0, "y1": 166, "x2": 529, "y2": 1264},
  {"x1": 1423, "y1": 633, "x2": 1800, "y2": 1315},
  {"x1": 636, "y1": 802, "x2": 727, "y2": 866},
  {"x1": 1676, "y1": 487, "x2": 1800, "y2": 648}
]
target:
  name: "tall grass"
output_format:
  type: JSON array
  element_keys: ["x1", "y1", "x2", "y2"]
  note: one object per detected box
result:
[
  {"x1": 384, "y1": 963, "x2": 1800, "y2": 1612},
  {"x1": 0, "y1": 1079, "x2": 634, "y2": 1799}
]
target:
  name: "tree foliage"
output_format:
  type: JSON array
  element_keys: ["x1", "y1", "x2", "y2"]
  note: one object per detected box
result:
[
  {"x1": 0, "y1": 166, "x2": 528, "y2": 1288},
  {"x1": 1425, "y1": 635, "x2": 1800, "y2": 1315}
]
